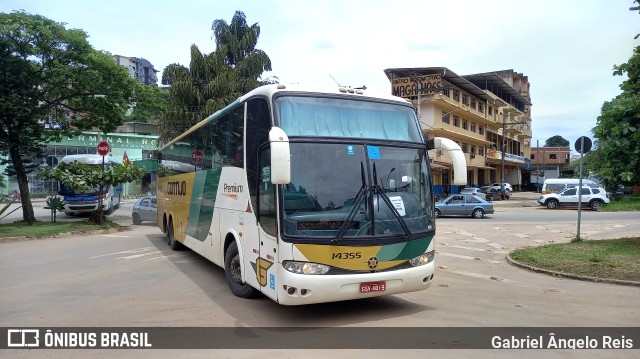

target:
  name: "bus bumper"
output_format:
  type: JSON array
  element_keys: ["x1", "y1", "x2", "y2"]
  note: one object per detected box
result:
[{"x1": 275, "y1": 262, "x2": 435, "y2": 305}]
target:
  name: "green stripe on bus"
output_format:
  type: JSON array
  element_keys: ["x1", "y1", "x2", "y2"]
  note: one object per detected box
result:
[
  {"x1": 376, "y1": 237, "x2": 432, "y2": 261},
  {"x1": 187, "y1": 169, "x2": 221, "y2": 241}
]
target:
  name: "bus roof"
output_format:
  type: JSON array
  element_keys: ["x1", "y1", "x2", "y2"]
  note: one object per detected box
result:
[
  {"x1": 160, "y1": 84, "x2": 412, "y2": 151},
  {"x1": 60, "y1": 154, "x2": 121, "y2": 165}
]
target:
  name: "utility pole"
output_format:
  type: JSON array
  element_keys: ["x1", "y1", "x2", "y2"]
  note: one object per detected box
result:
[{"x1": 536, "y1": 140, "x2": 540, "y2": 192}]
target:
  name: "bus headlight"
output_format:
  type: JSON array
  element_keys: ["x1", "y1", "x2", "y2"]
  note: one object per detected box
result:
[
  {"x1": 283, "y1": 261, "x2": 330, "y2": 275},
  {"x1": 409, "y1": 250, "x2": 435, "y2": 267}
]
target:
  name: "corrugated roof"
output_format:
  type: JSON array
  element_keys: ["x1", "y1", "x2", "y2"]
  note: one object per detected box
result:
[{"x1": 384, "y1": 67, "x2": 493, "y2": 102}]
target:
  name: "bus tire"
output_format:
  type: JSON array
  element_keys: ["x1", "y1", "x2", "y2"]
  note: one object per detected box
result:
[
  {"x1": 105, "y1": 199, "x2": 114, "y2": 215},
  {"x1": 167, "y1": 221, "x2": 182, "y2": 250},
  {"x1": 224, "y1": 241, "x2": 259, "y2": 299}
]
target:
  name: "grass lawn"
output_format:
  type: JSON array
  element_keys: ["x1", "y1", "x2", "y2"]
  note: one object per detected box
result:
[
  {"x1": 602, "y1": 195, "x2": 640, "y2": 212},
  {"x1": 510, "y1": 237, "x2": 640, "y2": 282},
  {"x1": 0, "y1": 220, "x2": 121, "y2": 239}
]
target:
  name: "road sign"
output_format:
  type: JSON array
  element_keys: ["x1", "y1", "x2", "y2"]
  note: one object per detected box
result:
[
  {"x1": 575, "y1": 136, "x2": 592, "y2": 154},
  {"x1": 97, "y1": 141, "x2": 110, "y2": 156},
  {"x1": 192, "y1": 150, "x2": 203, "y2": 164}
]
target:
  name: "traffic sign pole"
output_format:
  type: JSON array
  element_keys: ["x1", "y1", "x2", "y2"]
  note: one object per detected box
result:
[
  {"x1": 574, "y1": 136, "x2": 591, "y2": 242},
  {"x1": 96, "y1": 141, "x2": 110, "y2": 219}
]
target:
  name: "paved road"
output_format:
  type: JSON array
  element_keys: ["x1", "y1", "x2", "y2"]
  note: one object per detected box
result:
[{"x1": 1, "y1": 193, "x2": 639, "y2": 358}]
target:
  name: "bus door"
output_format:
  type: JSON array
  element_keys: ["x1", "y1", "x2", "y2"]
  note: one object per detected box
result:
[{"x1": 254, "y1": 149, "x2": 279, "y2": 300}]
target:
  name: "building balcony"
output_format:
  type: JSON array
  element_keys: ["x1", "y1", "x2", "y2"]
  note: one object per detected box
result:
[{"x1": 426, "y1": 94, "x2": 494, "y2": 126}]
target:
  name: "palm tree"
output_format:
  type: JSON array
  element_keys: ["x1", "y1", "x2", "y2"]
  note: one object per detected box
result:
[{"x1": 159, "y1": 11, "x2": 273, "y2": 143}]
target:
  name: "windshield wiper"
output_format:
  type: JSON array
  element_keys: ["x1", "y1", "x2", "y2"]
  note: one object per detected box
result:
[
  {"x1": 333, "y1": 162, "x2": 370, "y2": 244},
  {"x1": 372, "y1": 163, "x2": 412, "y2": 237}
]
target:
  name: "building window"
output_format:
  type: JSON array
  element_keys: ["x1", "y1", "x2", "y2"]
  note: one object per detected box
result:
[
  {"x1": 453, "y1": 115, "x2": 460, "y2": 127},
  {"x1": 453, "y1": 90, "x2": 460, "y2": 101},
  {"x1": 478, "y1": 103, "x2": 484, "y2": 113},
  {"x1": 470, "y1": 98, "x2": 476, "y2": 109},
  {"x1": 462, "y1": 94, "x2": 469, "y2": 106},
  {"x1": 471, "y1": 145, "x2": 476, "y2": 155},
  {"x1": 531, "y1": 154, "x2": 536, "y2": 160},
  {"x1": 470, "y1": 122, "x2": 476, "y2": 132},
  {"x1": 550, "y1": 153, "x2": 557, "y2": 160},
  {"x1": 478, "y1": 126, "x2": 484, "y2": 135},
  {"x1": 462, "y1": 119, "x2": 468, "y2": 130},
  {"x1": 442, "y1": 113, "x2": 450, "y2": 124},
  {"x1": 442, "y1": 89, "x2": 450, "y2": 97},
  {"x1": 479, "y1": 147, "x2": 484, "y2": 156},
  {"x1": 462, "y1": 143, "x2": 468, "y2": 153},
  {"x1": 488, "y1": 107, "x2": 493, "y2": 115}
]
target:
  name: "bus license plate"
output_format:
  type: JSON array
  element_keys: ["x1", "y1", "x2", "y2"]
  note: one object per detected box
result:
[{"x1": 360, "y1": 281, "x2": 386, "y2": 293}]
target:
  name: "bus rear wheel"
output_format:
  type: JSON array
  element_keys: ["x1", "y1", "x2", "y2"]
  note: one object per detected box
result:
[
  {"x1": 224, "y1": 241, "x2": 259, "y2": 299},
  {"x1": 167, "y1": 221, "x2": 182, "y2": 250}
]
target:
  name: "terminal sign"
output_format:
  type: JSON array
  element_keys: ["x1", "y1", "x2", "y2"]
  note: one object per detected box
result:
[{"x1": 97, "y1": 141, "x2": 110, "y2": 156}]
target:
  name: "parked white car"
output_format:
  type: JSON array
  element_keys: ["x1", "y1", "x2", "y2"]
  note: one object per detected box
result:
[
  {"x1": 538, "y1": 187, "x2": 609, "y2": 211},
  {"x1": 489, "y1": 183, "x2": 513, "y2": 192}
]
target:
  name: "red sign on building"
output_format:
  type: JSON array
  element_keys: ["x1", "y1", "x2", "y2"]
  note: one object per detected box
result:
[{"x1": 192, "y1": 150, "x2": 203, "y2": 164}]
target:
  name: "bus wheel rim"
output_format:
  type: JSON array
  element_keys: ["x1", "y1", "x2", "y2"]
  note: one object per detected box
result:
[{"x1": 230, "y1": 255, "x2": 242, "y2": 284}]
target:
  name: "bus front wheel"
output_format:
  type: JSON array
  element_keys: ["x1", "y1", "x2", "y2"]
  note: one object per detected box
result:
[
  {"x1": 105, "y1": 199, "x2": 114, "y2": 215},
  {"x1": 224, "y1": 241, "x2": 259, "y2": 299}
]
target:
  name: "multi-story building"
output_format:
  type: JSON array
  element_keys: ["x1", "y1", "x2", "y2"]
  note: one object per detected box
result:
[
  {"x1": 384, "y1": 67, "x2": 532, "y2": 195},
  {"x1": 114, "y1": 55, "x2": 159, "y2": 86},
  {"x1": 529, "y1": 146, "x2": 571, "y2": 187}
]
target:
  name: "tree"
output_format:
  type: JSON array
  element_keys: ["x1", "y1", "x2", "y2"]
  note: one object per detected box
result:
[
  {"x1": 593, "y1": 45, "x2": 640, "y2": 189},
  {"x1": 39, "y1": 161, "x2": 146, "y2": 224},
  {"x1": 126, "y1": 81, "x2": 168, "y2": 124},
  {"x1": 0, "y1": 11, "x2": 136, "y2": 224},
  {"x1": 158, "y1": 11, "x2": 272, "y2": 142},
  {"x1": 544, "y1": 135, "x2": 570, "y2": 147}
]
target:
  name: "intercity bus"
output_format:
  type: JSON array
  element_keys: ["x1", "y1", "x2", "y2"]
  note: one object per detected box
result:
[
  {"x1": 57, "y1": 154, "x2": 123, "y2": 216},
  {"x1": 156, "y1": 84, "x2": 466, "y2": 305}
]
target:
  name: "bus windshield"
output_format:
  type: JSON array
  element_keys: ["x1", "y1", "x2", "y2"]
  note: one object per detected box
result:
[
  {"x1": 281, "y1": 143, "x2": 434, "y2": 241},
  {"x1": 276, "y1": 96, "x2": 422, "y2": 142},
  {"x1": 58, "y1": 183, "x2": 101, "y2": 196}
]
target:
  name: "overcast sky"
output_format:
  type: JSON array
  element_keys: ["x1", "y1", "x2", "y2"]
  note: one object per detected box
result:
[{"x1": 3, "y1": 0, "x2": 638, "y2": 152}]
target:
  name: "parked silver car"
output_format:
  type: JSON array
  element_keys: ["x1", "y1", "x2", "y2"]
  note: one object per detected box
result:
[
  {"x1": 460, "y1": 187, "x2": 487, "y2": 200},
  {"x1": 132, "y1": 196, "x2": 157, "y2": 224}
]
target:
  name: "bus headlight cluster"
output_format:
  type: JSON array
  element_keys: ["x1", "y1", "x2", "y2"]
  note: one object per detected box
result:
[
  {"x1": 409, "y1": 250, "x2": 435, "y2": 267},
  {"x1": 283, "y1": 261, "x2": 330, "y2": 275}
]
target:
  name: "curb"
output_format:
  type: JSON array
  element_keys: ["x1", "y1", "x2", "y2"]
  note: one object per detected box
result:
[
  {"x1": 506, "y1": 253, "x2": 640, "y2": 287},
  {"x1": 0, "y1": 226, "x2": 129, "y2": 243}
]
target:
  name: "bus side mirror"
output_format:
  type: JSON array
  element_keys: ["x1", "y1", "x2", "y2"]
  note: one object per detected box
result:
[{"x1": 269, "y1": 127, "x2": 291, "y2": 184}]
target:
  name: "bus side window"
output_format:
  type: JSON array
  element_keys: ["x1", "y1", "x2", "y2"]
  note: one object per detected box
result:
[{"x1": 259, "y1": 148, "x2": 277, "y2": 236}]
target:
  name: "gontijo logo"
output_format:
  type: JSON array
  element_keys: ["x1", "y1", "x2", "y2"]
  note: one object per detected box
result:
[{"x1": 167, "y1": 181, "x2": 187, "y2": 196}]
